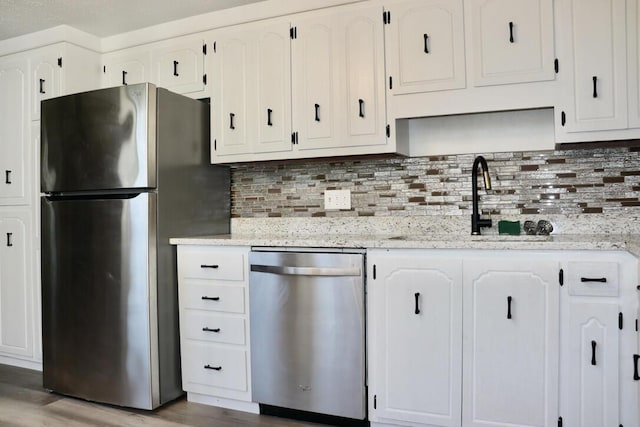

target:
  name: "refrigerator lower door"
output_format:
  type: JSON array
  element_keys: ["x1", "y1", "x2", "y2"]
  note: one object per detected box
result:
[{"x1": 41, "y1": 192, "x2": 159, "y2": 409}]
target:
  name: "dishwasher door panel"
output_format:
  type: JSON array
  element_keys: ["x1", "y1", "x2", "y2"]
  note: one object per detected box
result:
[{"x1": 249, "y1": 251, "x2": 366, "y2": 420}]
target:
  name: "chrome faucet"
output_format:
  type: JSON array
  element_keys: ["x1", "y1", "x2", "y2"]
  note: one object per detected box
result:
[{"x1": 471, "y1": 155, "x2": 492, "y2": 235}]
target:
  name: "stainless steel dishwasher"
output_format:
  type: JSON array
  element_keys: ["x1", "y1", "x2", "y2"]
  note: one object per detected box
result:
[{"x1": 249, "y1": 249, "x2": 366, "y2": 421}]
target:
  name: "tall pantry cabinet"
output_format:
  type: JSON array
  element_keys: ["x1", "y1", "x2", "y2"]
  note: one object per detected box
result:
[{"x1": 0, "y1": 43, "x2": 100, "y2": 369}]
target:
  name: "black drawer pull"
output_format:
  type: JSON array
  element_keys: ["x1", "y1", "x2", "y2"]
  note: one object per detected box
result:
[
  {"x1": 314, "y1": 103, "x2": 320, "y2": 122},
  {"x1": 204, "y1": 365, "x2": 222, "y2": 371},
  {"x1": 201, "y1": 264, "x2": 219, "y2": 269},
  {"x1": 581, "y1": 277, "x2": 607, "y2": 283},
  {"x1": 122, "y1": 70, "x2": 127, "y2": 85},
  {"x1": 201, "y1": 296, "x2": 220, "y2": 301},
  {"x1": 591, "y1": 340, "x2": 597, "y2": 366},
  {"x1": 592, "y1": 76, "x2": 598, "y2": 98},
  {"x1": 229, "y1": 112, "x2": 235, "y2": 130},
  {"x1": 267, "y1": 108, "x2": 273, "y2": 126},
  {"x1": 414, "y1": 292, "x2": 420, "y2": 315},
  {"x1": 5, "y1": 170, "x2": 11, "y2": 184},
  {"x1": 634, "y1": 354, "x2": 640, "y2": 380},
  {"x1": 423, "y1": 34, "x2": 429, "y2": 53},
  {"x1": 173, "y1": 60, "x2": 179, "y2": 76},
  {"x1": 358, "y1": 99, "x2": 365, "y2": 118},
  {"x1": 39, "y1": 78, "x2": 46, "y2": 94},
  {"x1": 202, "y1": 327, "x2": 221, "y2": 333},
  {"x1": 507, "y1": 296, "x2": 513, "y2": 319},
  {"x1": 509, "y1": 21, "x2": 514, "y2": 43},
  {"x1": 6, "y1": 232, "x2": 12, "y2": 247}
]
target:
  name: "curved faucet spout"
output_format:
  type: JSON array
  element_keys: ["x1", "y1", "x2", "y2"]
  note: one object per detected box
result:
[{"x1": 471, "y1": 155, "x2": 492, "y2": 235}]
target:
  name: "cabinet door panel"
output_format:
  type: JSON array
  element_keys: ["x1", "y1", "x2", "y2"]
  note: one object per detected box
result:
[
  {"x1": 103, "y1": 52, "x2": 151, "y2": 88},
  {"x1": 154, "y1": 40, "x2": 204, "y2": 94},
  {"x1": 463, "y1": 258, "x2": 559, "y2": 427},
  {"x1": 386, "y1": 0, "x2": 465, "y2": 94},
  {"x1": 31, "y1": 54, "x2": 61, "y2": 121},
  {"x1": 468, "y1": 0, "x2": 554, "y2": 86}
]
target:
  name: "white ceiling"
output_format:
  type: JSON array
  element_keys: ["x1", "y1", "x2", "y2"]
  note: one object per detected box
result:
[{"x1": 0, "y1": 0, "x2": 268, "y2": 41}]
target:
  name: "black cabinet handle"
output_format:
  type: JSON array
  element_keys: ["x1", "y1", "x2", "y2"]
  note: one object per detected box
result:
[
  {"x1": 414, "y1": 292, "x2": 420, "y2": 315},
  {"x1": 267, "y1": 108, "x2": 273, "y2": 126},
  {"x1": 314, "y1": 103, "x2": 320, "y2": 122},
  {"x1": 358, "y1": 99, "x2": 365, "y2": 118},
  {"x1": 423, "y1": 34, "x2": 429, "y2": 53},
  {"x1": 5, "y1": 170, "x2": 11, "y2": 184},
  {"x1": 204, "y1": 365, "x2": 222, "y2": 371},
  {"x1": 200, "y1": 264, "x2": 219, "y2": 269},
  {"x1": 39, "y1": 78, "x2": 45, "y2": 94},
  {"x1": 592, "y1": 76, "x2": 598, "y2": 98},
  {"x1": 507, "y1": 296, "x2": 513, "y2": 319},
  {"x1": 230, "y1": 113, "x2": 235, "y2": 130},
  {"x1": 122, "y1": 70, "x2": 128, "y2": 85},
  {"x1": 201, "y1": 296, "x2": 220, "y2": 301},
  {"x1": 509, "y1": 22, "x2": 514, "y2": 43},
  {"x1": 591, "y1": 340, "x2": 597, "y2": 365},
  {"x1": 6, "y1": 233, "x2": 12, "y2": 247},
  {"x1": 581, "y1": 277, "x2": 607, "y2": 283},
  {"x1": 202, "y1": 327, "x2": 221, "y2": 333},
  {"x1": 173, "y1": 60, "x2": 179, "y2": 76},
  {"x1": 634, "y1": 354, "x2": 640, "y2": 380}
]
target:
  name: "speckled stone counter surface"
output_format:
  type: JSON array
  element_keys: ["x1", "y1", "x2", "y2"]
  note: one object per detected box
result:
[{"x1": 169, "y1": 214, "x2": 640, "y2": 257}]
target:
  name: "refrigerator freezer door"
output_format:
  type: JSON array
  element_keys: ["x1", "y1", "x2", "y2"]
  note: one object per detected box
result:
[
  {"x1": 41, "y1": 84, "x2": 156, "y2": 193},
  {"x1": 41, "y1": 192, "x2": 159, "y2": 409}
]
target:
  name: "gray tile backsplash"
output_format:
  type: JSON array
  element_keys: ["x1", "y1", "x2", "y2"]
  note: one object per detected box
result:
[{"x1": 230, "y1": 142, "x2": 640, "y2": 219}]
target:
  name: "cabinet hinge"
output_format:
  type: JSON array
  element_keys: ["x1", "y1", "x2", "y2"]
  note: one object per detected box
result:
[
  {"x1": 373, "y1": 264, "x2": 377, "y2": 280},
  {"x1": 561, "y1": 111, "x2": 566, "y2": 127},
  {"x1": 635, "y1": 318, "x2": 638, "y2": 331},
  {"x1": 213, "y1": 41, "x2": 217, "y2": 53},
  {"x1": 620, "y1": 312, "x2": 623, "y2": 330},
  {"x1": 373, "y1": 394, "x2": 377, "y2": 409},
  {"x1": 103, "y1": 65, "x2": 106, "y2": 73},
  {"x1": 57, "y1": 57, "x2": 62, "y2": 67},
  {"x1": 554, "y1": 58, "x2": 559, "y2": 73},
  {"x1": 214, "y1": 139, "x2": 217, "y2": 151},
  {"x1": 203, "y1": 44, "x2": 207, "y2": 55},
  {"x1": 383, "y1": 10, "x2": 391, "y2": 24},
  {"x1": 203, "y1": 74, "x2": 207, "y2": 85},
  {"x1": 634, "y1": 354, "x2": 640, "y2": 380},
  {"x1": 386, "y1": 125, "x2": 390, "y2": 138},
  {"x1": 558, "y1": 417, "x2": 563, "y2": 427},
  {"x1": 559, "y1": 268, "x2": 564, "y2": 286},
  {"x1": 290, "y1": 26, "x2": 297, "y2": 39},
  {"x1": 389, "y1": 76, "x2": 393, "y2": 90},
  {"x1": 291, "y1": 132, "x2": 299, "y2": 145}
]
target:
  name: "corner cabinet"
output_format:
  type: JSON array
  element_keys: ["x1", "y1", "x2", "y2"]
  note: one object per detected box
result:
[{"x1": 176, "y1": 245, "x2": 258, "y2": 413}]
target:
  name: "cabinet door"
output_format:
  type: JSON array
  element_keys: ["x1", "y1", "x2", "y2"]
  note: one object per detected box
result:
[
  {"x1": 103, "y1": 50, "x2": 151, "y2": 88},
  {"x1": 466, "y1": 0, "x2": 555, "y2": 87},
  {"x1": 463, "y1": 257, "x2": 559, "y2": 427},
  {"x1": 153, "y1": 38, "x2": 205, "y2": 94},
  {"x1": 368, "y1": 251, "x2": 462, "y2": 427},
  {"x1": 30, "y1": 51, "x2": 61, "y2": 121},
  {"x1": 385, "y1": 0, "x2": 465, "y2": 94},
  {"x1": 0, "y1": 58, "x2": 29, "y2": 206},
  {"x1": 0, "y1": 210, "x2": 33, "y2": 359},
  {"x1": 558, "y1": 0, "x2": 627, "y2": 132},
  {"x1": 561, "y1": 300, "x2": 619, "y2": 427}
]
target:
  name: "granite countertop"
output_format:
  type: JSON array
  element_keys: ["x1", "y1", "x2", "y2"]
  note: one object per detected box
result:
[{"x1": 169, "y1": 216, "x2": 640, "y2": 257}]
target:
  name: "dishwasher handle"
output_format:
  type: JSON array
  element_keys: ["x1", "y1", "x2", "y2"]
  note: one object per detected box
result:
[{"x1": 251, "y1": 264, "x2": 361, "y2": 277}]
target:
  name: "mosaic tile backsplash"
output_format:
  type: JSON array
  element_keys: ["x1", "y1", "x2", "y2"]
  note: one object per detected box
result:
[{"x1": 230, "y1": 143, "x2": 640, "y2": 218}]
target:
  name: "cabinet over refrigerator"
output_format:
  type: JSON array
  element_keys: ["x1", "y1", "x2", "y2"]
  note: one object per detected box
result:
[{"x1": 40, "y1": 83, "x2": 230, "y2": 409}]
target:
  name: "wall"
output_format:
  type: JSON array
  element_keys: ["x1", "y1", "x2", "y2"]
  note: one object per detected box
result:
[{"x1": 230, "y1": 142, "x2": 640, "y2": 218}]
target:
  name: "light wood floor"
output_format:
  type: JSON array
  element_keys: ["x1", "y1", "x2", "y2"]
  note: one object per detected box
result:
[{"x1": 0, "y1": 364, "x2": 328, "y2": 427}]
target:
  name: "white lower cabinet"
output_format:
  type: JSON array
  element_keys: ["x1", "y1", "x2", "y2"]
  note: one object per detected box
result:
[
  {"x1": 368, "y1": 249, "x2": 639, "y2": 427},
  {"x1": 176, "y1": 245, "x2": 258, "y2": 412}
]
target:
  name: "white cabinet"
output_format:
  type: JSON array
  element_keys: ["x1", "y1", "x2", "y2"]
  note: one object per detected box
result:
[
  {"x1": 152, "y1": 37, "x2": 206, "y2": 94},
  {"x1": 210, "y1": 20, "x2": 292, "y2": 160},
  {"x1": 102, "y1": 48, "x2": 151, "y2": 88},
  {"x1": 368, "y1": 250, "x2": 462, "y2": 427},
  {"x1": 556, "y1": 0, "x2": 628, "y2": 133},
  {"x1": 30, "y1": 43, "x2": 101, "y2": 120},
  {"x1": 0, "y1": 56, "x2": 29, "y2": 207},
  {"x1": 176, "y1": 245, "x2": 257, "y2": 412},
  {"x1": 466, "y1": 0, "x2": 555, "y2": 86},
  {"x1": 0, "y1": 209, "x2": 34, "y2": 362},
  {"x1": 462, "y1": 255, "x2": 559, "y2": 427}
]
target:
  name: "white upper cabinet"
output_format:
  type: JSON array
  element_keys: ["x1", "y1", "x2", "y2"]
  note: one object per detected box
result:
[
  {"x1": 385, "y1": 0, "x2": 466, "y2": 94},
  {"x1": 102, "y1": 48, "x2": 151, "y2": 88},
  {"x1": 557, "y1": 0, "x2": 628, "y2": 133},
  {"x1": 466, "y1": 0, "x2": 555, "y2": 86},
  {"x1": 152, "y1": 37, "x2": 206, "y2": 94},
  {"x1": 30, "y1": 53, "x2": 60, "y2": 121},
  {"x1": 0, "y1": 57, "x2": 29, "y2": 206}
]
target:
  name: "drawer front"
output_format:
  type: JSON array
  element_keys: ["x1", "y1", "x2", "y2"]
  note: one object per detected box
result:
[
  {"x1": 567, "y1": 261, "x2": 619, "y2": 297},
  {"x1": 182, "y1": 342, "x2": 248, "y2": 392},
  {"x1": 179, "y1": 249, "x2": 245, "y2": 281},
  {"x1": 180, "y1": 283, "x2": 245, "y2": 313},
  {"x1": 182, "y1": 311, "x2": 246, "y2": 345}
]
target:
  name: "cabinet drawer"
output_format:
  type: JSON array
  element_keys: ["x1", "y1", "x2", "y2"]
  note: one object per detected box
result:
[
  {"x1": 181, "y1": 311, "x2": 246, "y2": 345},
  {"x1": 180, "y1": 283, "x2": 245, "y2": 313},
  {"x1": 179, "y1": 249, "x2": 245, "y2": 281},
  {"x1": 566, "y1": 261, "x2": 619, "y2": 296},
  {"x1": 182, "y1": 342, "x2": 248, "y2": 392}
]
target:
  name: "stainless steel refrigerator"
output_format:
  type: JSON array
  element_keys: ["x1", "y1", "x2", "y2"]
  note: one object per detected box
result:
[{"x1": 40, "y1": 83, "x2": 230, "y2": 410}]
